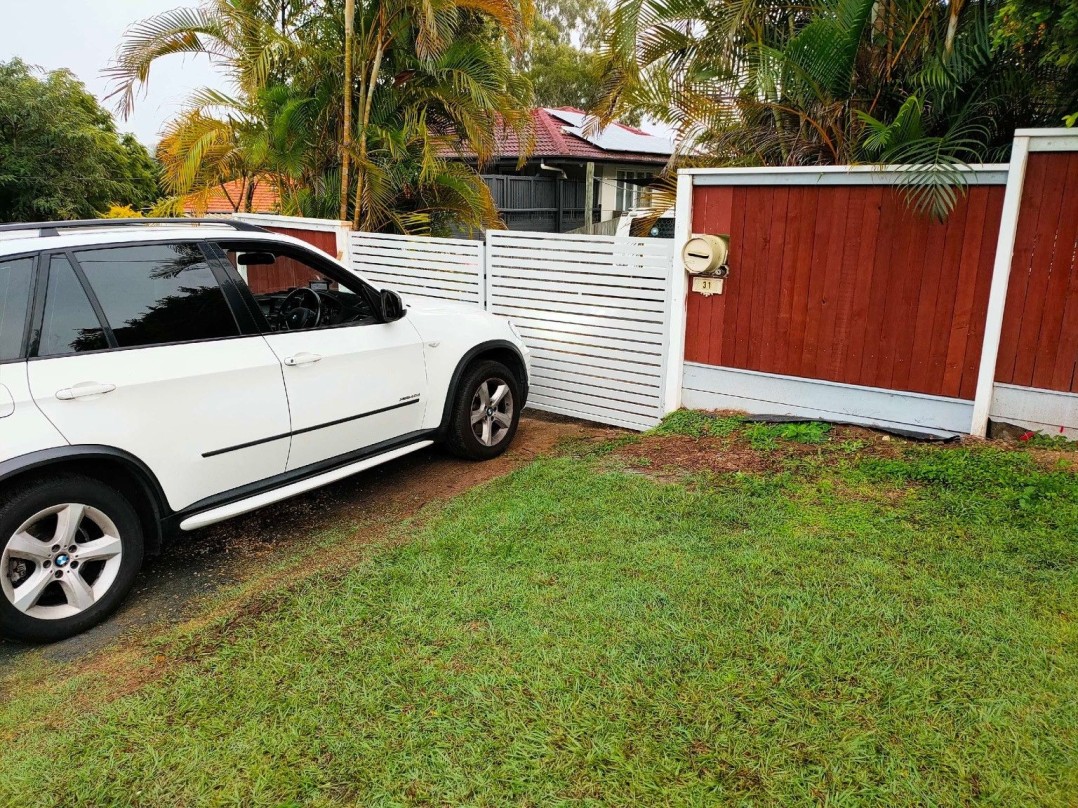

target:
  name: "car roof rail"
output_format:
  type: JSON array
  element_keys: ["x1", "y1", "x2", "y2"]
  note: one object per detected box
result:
[{"x1": 0, "y1": 218, "x2": 269, "y2": 237}]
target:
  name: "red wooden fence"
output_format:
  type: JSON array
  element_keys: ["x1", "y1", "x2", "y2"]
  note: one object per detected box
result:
[
  {"x1": 686, "y1": 183, "x2": 1005, "y2": 401},
  {"x1": 994, "y1": 151, "x2": 1078, "y2": 393},
  {"x1": 266, "y1": 226, "x2": 337, "y2": 257}
]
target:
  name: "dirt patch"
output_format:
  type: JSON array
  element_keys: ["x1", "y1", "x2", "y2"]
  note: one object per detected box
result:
[
  {"x1": 616, "y1": 434, "x2": 779, "y2": 476},
  {"x1": 1026, "y1": 450, "x2": 1076, "y2": 473},
  {"x1": 610, "y1": 424, "x2": 911, "y2": 480}
]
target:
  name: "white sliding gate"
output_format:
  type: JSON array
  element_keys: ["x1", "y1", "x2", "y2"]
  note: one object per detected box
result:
[
  {"x1": 486, "y1": 231, "x2": 674, "y2": 431},
  {"x1": 349, "y1": 231, "x2": 485, "y2": 307},
  {"x1": 347, "y1": 229, "x2": 675, "y2": 430}
]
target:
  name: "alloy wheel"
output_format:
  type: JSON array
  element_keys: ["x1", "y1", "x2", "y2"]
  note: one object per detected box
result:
[
  {"x1": 1, "y1": 504, "x2": 124, "y2": 620},
  {"x1": 470, "y1": 377, "x2": 514, "y2": 447}
]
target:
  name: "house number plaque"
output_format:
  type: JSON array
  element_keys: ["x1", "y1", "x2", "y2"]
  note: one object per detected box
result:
[{"x1": 691, "y1": 277, "x2": 724, "y2": 296}]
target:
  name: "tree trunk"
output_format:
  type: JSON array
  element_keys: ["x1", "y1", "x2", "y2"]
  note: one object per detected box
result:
[
  {"x1": 353, "y1": 34, "x2": 385, "y2": 231},
  {"x1": 945, "y1": 0, "x2": 964, "y2": 57},
  {"x1": 340, "y1": 0, "x2": 355, "y2": 221}
]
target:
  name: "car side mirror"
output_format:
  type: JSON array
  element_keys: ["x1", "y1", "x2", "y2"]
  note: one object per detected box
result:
[{"x1": 378, "y1": 289, "x2": 406, "y2": 322}]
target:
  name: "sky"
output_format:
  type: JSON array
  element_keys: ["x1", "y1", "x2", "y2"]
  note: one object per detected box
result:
[{"x1": 1, "y1": 0, "x2": 230, "y2": 148}]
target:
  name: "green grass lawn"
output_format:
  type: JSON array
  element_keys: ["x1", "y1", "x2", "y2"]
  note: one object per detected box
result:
[{"x1": 1, "y1": 418, "x2": 1076, "y2": 806}]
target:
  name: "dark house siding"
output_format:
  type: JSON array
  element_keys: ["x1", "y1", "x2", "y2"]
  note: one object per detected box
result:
[{"x1": 483, "y1": 175, "x2": 601, "y2": 233}]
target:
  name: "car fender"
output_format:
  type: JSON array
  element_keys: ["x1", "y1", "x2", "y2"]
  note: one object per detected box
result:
[{"x1": 434, "y1": 339, "x2": 530, "y2": 431}]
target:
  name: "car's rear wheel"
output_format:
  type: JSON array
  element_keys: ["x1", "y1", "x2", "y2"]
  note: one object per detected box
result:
[
  {"x1": 445, "y1": 360, "x2": 522, "y2": 460},
  {"x1": 0, "y1": 476, "x2": 144, "y2": 643}
]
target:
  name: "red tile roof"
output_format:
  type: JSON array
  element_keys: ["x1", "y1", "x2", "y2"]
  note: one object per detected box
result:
[
  {"x1": 440, "y1": 108, "x2": 671, "y2": 165},
  {"x1": 181, "y1": 178, "x2": 280, "y2": 215}
]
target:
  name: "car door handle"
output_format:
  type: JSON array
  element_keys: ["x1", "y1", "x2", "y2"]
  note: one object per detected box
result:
[
  {"x1": 56, "y1": 382, "x2": 117, "y2": 401},
  {"x1": 284, "y1": 352, "x2": 323, "y2": 367}
]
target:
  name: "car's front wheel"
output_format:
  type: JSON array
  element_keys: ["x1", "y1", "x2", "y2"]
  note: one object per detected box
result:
[
  {"x1": 0, "y1": 476, "x2": 144, "y2": 643},
  {"x1": 445, "y1": 359, "x2": 523, "y2": 460}
]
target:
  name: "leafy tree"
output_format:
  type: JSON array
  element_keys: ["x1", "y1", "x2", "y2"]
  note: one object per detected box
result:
[
  {"x1": 0, "y1": 59, "x2": 159, "y2": 222},
  {"x1": 107, "y1": 0, "x2": 532, "y2": 234},
  {"x1": 102, "y1": 205, "x2": 145, "y2": 218},
  {"x1": 522, "y1": 16, "x2": 605, "y2": 109},
  {"x1": 994, "y1": 0, "x2": 1078, "y2": 71},
  {"x1": 519, "y1": 0, "x2": 608, "y2": 110},
  {"x1": 597, "y1": 0, "x2": 1078, "y2": 218},
  {"x1": 535, "y1": 0, "x2": 605, "y2": 42}
]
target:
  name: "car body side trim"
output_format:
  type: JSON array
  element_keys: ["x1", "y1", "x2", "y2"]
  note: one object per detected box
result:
[
  {"x1": 166, "y1": 428, "x2": 437, "y2": 533},
  {"x1": 178, "y1": 440, "x2": 434, "y2": 531},
  {"x1": 201, "y1": 398, "x2": 420, "y2": 458}
]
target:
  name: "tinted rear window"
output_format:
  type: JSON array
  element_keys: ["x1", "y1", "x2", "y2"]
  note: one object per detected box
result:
[
  {"x1": 38, "y1": 255, "x2": 109, "y2": 357},
  {"x1": 75, "y1": 243, "x2": 238, "y2": 348},
  {"x1": 0, "y1": 256, "x2": 34, "y2": 361}
]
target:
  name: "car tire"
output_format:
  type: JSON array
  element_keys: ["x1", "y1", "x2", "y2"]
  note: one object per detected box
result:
[
  {"x1": 445, "y1": 360, "x2": 523, "y2": 460},
  {"x1": 0, "y1": 475, "x2": 144, "y2": 643}
]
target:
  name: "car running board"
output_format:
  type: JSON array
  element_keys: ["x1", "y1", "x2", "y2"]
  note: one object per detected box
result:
[{"x1": 178, "y1": 440, "x2": 434, "y2": 531}]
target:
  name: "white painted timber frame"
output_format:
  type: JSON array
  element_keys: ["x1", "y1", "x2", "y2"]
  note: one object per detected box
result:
[
  {"x1": 684, "y1": 163, "x2": 1010, "y2": 186},
  {"x1": 969, "y1": 137, "x2": 1033, "y2": 437},
  {"x1": 971, "y1": 129, "x2": 1078, "y2": 437},
  {"x1": 665, "y1": 173, "x2": 693, "y2": 413},
  {"x1": 683, "y1": 364, "x2": 974, "y2": 438}
]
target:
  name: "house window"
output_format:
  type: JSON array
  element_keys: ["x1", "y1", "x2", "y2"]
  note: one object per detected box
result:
[{"x1": 616, "y1": 171, "x2": 652, "y2": 212}]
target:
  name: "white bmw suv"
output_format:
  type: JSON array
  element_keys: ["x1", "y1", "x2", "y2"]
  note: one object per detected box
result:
[{"x1": 0, "y1": 219, "x2": 529, "y2": 642}]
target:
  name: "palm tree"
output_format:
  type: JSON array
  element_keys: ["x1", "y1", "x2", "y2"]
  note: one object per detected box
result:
[
  {"x1": 329, "y1": 0, "x2": 532, "y2": 229},
  {"x1": 596, "y1": 0, "x2": 1077, "y2": 217},
  {"x1": 340, "y1": 0, "x2": 355, "y2": 221},
  {"x1": 107, "y1": 0, "x2": 303, "y2": 119},
  {"x1": 107, "y1": 0, "x2": 533, "y2": 233}
]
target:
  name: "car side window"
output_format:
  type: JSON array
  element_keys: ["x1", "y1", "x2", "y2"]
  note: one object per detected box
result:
[
  {"x1": 74, "y1": 243, "x2": 239, "y2": 348},
  {"x1": 215, "y1": 242, "x2": 377, "y2": 332},
  {"x1": 0, "y1": 256, "x2": 35, "y2": 361},
  {"x1": 37, "y1": 255, "x2": 109, "y2": 357}
]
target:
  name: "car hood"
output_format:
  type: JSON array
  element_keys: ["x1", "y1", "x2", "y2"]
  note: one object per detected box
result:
[{"x1": 398, "y1": 294, "x2": 525, "y2": 356}]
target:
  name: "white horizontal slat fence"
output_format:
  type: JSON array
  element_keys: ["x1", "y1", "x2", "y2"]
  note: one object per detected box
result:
[
  {"x1": 486, "y1": 230, "x2": 675, "y2": 431},
  {"x1": 349, "y1": 231, "x2": 485, "y2": 306},
  {"x1": 339, "y1": 227, "x2": 675, "y2": 431}
]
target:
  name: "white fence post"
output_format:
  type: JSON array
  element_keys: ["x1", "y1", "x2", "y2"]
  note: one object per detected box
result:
[
  {"x1": 334, "y1": 221, "x2": 352, "y2": 262},
  {"x1": 970, "y1": 135, "x2": 1032, "y2": 438},
  {"x1": 662, "y1": 172, "x2": 693, "y2": 415},
  {"x1": 482, "y1": 230, "x2": 493, "y2": 311}
]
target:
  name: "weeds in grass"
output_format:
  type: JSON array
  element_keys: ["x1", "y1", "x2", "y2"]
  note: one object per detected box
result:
[
  {"x1": 860, "y1": 446, "x2": 1078, "y2": 571},
  {"x1": 560, "y1": 432, "x2": 640, "y2": 457},
  {"x1": 863, "y1": 446, "x2": 1073, "y2": 506},
  {"x1": 1025, "y1": 432, "x2": 1077, "y2": 450},
  {"x1": 653, "y1": 411, "x2": 833, "y2": 448},
  {"x1": 652, "y1": 410, "x2": 744, "y2": 438},
  {"x1": 743, "y1": 420, "x2": 831, "y2": 450}
]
